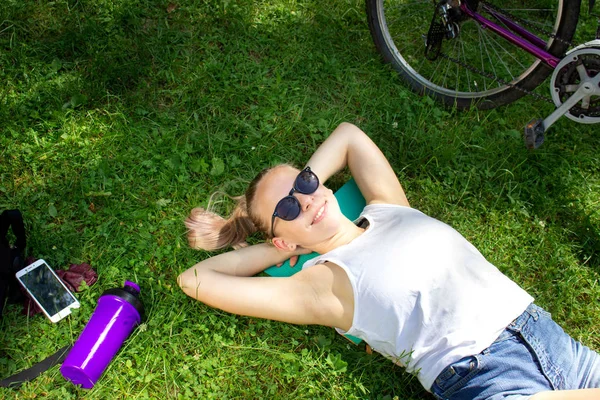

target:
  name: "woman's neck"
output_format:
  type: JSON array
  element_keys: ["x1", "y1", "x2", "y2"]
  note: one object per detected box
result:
[{"x1": 311, "y1": 218, "x2": 366, "y2": 255}]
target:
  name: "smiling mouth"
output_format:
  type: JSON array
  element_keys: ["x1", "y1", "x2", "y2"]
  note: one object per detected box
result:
[{"x1": 312, "y1": 202, "x2": 327, "y2": 225}]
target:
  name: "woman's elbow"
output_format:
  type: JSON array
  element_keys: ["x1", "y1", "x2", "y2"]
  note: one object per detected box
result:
[{"x1": 177, "y1": 269, "x2": 203, "y2": 300}]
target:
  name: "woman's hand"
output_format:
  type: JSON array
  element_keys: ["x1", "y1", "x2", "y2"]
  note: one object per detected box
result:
[{"x1": 275, "y1": 246, "x2": 313, "y2": 267}]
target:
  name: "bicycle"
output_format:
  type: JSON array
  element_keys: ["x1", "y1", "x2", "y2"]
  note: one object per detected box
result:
[{"x1": 365, "y1": 0, "x2": 600, "y2": 148}]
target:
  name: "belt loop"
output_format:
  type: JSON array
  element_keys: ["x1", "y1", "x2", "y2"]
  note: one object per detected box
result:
[{"x1": 527, "y1": 303, "x2": 539, "y2": 321}]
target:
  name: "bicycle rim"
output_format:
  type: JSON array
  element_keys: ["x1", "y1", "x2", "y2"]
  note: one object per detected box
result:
[{"x1": 367, "y1": 0, "x2": 579, "y2": 109}]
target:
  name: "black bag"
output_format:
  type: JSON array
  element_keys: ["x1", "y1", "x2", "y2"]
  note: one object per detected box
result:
[
  {"x1": 0, "y1": 209, "x2": 72, "y2": 389},
  {"x1": 0, "y1": 209, "x2": 27, "y2": 319}
]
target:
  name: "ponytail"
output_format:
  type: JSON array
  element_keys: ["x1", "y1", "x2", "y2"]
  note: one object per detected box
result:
[
  {"x1": 185, "y1": 164, "x2": 289, "y2": 250},
  {"x1": 185, "y1": 196, "x2": 257, "y2": 251}
]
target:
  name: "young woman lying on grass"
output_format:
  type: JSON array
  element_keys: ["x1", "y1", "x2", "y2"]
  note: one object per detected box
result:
[{"x1": 178, "y1": 122, "x2": 600, "y2": 400}]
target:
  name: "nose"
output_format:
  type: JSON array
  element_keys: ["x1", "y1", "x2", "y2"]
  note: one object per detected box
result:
[{"x1": 295, "y1": 192, "x2": 315, "y2": 212}]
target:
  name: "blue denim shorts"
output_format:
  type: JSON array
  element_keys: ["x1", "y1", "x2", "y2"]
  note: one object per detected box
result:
[{"x1": 431, "y1": 303, "x2": 600, "y2": 400}]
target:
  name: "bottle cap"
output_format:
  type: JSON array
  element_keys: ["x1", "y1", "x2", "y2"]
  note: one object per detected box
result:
[
  {"x1": 123, "y1": 280, "x2": 141, "y2": 296},
  {"x1": 101, "y1": 281, "x2": 144, "y2": 317}
]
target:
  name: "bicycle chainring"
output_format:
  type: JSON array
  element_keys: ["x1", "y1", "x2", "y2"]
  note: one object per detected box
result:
[{"x1": 551, "y1": 45, "x2": 600, "y2": 121}]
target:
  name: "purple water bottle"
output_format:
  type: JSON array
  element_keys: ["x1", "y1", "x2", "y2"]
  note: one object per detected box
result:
[{"x1": 60, "y1": 280, "x2": 144, "y2": 388}]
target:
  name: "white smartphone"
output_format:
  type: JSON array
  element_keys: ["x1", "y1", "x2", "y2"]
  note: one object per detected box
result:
[{"x1": 15, "y1": 259, "x2": 80, "y2": 323}]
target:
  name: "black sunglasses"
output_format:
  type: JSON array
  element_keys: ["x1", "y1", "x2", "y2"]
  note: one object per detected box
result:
[{"x1": 270, "y1": 167, "x2": 320, "y2": 237}]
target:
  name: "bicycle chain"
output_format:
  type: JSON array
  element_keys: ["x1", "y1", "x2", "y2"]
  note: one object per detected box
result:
[{"x1": 435, "y1": 1, "x2": 575, "y2": 104}]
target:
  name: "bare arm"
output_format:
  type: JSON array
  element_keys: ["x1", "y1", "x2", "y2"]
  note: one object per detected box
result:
[
  {"x1": 177, "y1": 244, "x2": 322, "y2": 325},
  {"x1": 180, "y1": 242, "x2": 303, "y2": 278},
  {"x1": 531, "y1": 389, "x2": 600, "y2": 400},
  {"x1": 306, "y1": 122, "x2": 409, "y2": 206}
]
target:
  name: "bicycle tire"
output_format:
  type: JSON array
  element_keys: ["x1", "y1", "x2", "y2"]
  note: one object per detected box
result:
[{"x1": 366, "y1": 0, "x2": 581, "y2": 109}]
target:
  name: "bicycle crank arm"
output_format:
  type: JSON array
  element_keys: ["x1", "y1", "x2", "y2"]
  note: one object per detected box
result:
[
  {"x1": 525, "y1": 69, "x2": 600, "y2": 149},
  {"x1": 525, "y1": 88, "x2": 587, "y2": 149}
]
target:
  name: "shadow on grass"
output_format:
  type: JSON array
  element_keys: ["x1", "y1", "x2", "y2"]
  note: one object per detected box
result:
[{"x1": 1, "y1": 0, "x2": 599, "y2": 398}]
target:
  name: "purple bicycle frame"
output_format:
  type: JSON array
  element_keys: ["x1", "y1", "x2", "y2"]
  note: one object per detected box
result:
[{"x1": 460, "y1": 3, "x2": 560, "y2": 68}]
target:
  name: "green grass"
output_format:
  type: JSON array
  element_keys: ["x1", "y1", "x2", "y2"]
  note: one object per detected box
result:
[{"x1": 1, "y1": 1, "x2": 599, "y2": 399}]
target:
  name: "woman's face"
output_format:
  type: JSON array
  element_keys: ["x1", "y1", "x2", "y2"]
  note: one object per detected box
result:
[{"x1": 253, "y1": 165, "x2": 343, "y2": 248}]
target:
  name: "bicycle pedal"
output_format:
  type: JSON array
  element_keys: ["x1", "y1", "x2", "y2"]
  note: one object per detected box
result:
[{"x1": 524, "y1": 118, "x2": 545, "y2": 149}]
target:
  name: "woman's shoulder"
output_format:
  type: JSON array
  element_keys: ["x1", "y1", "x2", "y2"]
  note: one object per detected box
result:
[
  {"x1": 361, "y1": 202, "x2": 421, "y2": 217},
  {"x1": 356, "y1": 203, "x2": 435, "y2": 234}
]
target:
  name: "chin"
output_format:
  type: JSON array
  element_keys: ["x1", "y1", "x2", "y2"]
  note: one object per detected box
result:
[{"x1": 317, "y1": 220, "x2": 341, "y2": 240}]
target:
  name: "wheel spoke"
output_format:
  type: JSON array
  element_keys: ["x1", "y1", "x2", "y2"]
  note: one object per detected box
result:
[{"x1": 459, "y1": 39, "x2": 472, "y2": 93}]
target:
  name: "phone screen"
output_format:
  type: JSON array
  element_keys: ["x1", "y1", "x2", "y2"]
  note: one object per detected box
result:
[{"x1": 19, "y1": 262, "x2": 77, "y2": 316}]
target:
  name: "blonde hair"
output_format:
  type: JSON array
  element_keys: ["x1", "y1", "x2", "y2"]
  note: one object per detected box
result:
[{"x1": 185, "y1": 165, "x2": 285, "y2": 251}]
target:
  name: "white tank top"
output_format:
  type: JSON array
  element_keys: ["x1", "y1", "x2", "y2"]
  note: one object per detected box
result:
[{"x1": 302, "y1": 204, "x2": 533, "y2": 391}]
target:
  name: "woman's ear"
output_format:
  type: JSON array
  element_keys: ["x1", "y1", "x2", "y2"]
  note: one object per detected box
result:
[{"x1": 271, "y1": 237, "x2": 297, "y2": 252}]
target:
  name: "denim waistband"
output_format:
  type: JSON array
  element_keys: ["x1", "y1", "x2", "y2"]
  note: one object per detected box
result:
[
  {"x1": 489, "y1": 303, "x2": 542, "y2": 345},
  {"x1": 509, "y1": 303, "x2": 545, "y2": 331}
]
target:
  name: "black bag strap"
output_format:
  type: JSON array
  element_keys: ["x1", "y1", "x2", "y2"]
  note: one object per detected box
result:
[{"x1": 0, "y1": 345, "x2": 72, "y2": 388}]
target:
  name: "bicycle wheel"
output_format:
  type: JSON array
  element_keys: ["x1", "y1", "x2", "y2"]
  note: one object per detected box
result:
[{"x1": 366, "y1": 0, "x2": 581, "y2": 109}]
